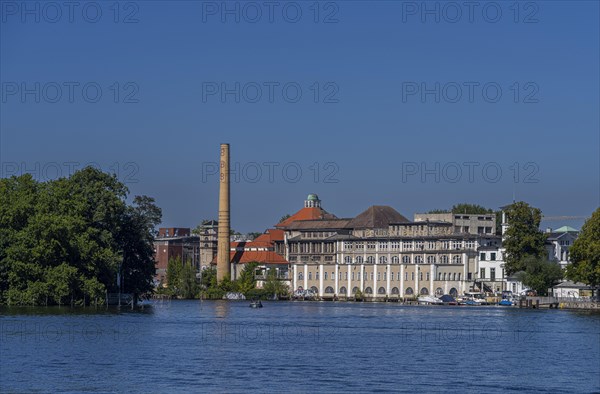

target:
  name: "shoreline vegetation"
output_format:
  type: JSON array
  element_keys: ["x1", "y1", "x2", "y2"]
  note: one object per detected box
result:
[
  {"x1": 0, "y1": 168, "x2": 161, "y2": 307},
  {"x1": 2, "y1": 168, "x2": 599, "y2": 309}
]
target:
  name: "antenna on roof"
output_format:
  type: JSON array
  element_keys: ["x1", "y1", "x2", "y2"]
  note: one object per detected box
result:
[{"x1": 512, "y1": 183, "x2": 516, "y2": 203}]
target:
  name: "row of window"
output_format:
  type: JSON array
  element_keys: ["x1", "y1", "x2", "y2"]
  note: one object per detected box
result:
[
  {"x1": 479, "y1": 252, "x2": 498, "y2": 261},
  {"x1": 318, "y1": 286, "x2": 460, "y2": 296},
  {"x1": 298, "y1": 271, "x2": 462, "y2": 282},
  {"x1": 339, "y1": 255, "x2": 462, "y2": 264},
  {"x1": 342, "y1": 240, "x2": 476, "y2": 251}
]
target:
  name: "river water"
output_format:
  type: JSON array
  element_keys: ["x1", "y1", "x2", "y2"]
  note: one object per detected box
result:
[{"x1": 1, "y1": 300, "x2": 599, "y2": 393}]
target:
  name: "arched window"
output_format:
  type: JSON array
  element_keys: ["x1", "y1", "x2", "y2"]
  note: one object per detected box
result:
[
  {"x1": 356, "y1": 256, "x2": 363, "y2": 264},
  {"x1": 392, "y1": 256, "x2": 399, "y2": 264},
  {"x1": 378, "y1": 287, "x2": 386, "y2": 294},
  {"x1": 457, "y1": 273, "x2": 461, "y2": 281},
  {"x1": 352, "y1": 286, "x2": 359, "y2": 294},
  {"x1": 449, "y1": 288, "x2": 458, "y2": 297},
  {"x1": 345, "y1": 256, "x2": 352, "y2": 264},
  {"x1": 438, "y1": 272, "x2": 442, "y2": 280},
  {"x1": 324, "y1": 272, "x2": 328, "y2": 280},
  {"x1": 340, "y1": 286, "x2": 347, "y2": 294},
  {"x1": 415, "y1": 256, "x2": 423, "y2": 264},
  {"x1": 435, "y1": 287, "x2": 443, "y2": 296},
  {"x1": 426, "y1": 272, "x2": 429, "y2": 280},
  {"x1": 379, "y1": 256, "x2": 387, "y2": 264},
  {"x1": 420, "y1": 287, "x2": 429, "y2": 295},
  {"x1": 440, "y1": 255, "x2": 449, "y2": 264},
  {"x1": 367, "y1": 256, "x2": 375, "y2": 264},
  {"x1": 453, "y1": 273, "x2": 456, "y2": 281},
  {"x1": 325, "y1": 286, "x2": 334, "y2": 294},
  {"x1": 443, "y1": 273, "x2": 447, "y2": 281},
  {"x1": 365, "y1": 287, "x2": 373, "y2": 294},
  {"x1": 402, "y1": 256, "x2": 411, "y2": 264},
  {"x1": 427, "y1": 256, "x2": 436, "y2": 264},
  {"x1": 453, "y1": 255, "x2": 462, "y2": 264},
  {"x1": 405, "y1": 287, "x2": 414, "y2": 295},
  {"x1": 391, "y1": 287, "x2": 400, "y2": 294},
  {"x1": 310, "y1": 286, "x2": 318, "y2": 293},
  {"x1": 298, "y1": 272, "x2": 303, "y2": 280}
]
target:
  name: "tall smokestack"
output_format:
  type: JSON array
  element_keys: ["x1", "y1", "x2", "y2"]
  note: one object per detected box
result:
[{"x1": 217, "y1": 143, "x2": 231, "y2": 282}]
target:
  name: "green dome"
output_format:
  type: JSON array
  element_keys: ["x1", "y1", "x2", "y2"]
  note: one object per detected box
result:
[{"x1": 307, "y1": 194, "x2": 319, "y2": 201}]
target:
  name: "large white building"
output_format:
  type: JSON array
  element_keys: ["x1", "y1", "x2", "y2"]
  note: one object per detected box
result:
[{"x1": 271, "y1": 195, "x2": 503, "y2": 299}]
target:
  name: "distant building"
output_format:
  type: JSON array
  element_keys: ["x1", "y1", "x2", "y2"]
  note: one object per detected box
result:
[
  {"x1": 552, "y1": 280, "x2": 594, "y2": 298},
  {"x1": 198, "y1": 220, "x2": 219, "y2": 270},
  {"x1": 154, "y1": 228, "x2": 200, "y2": 286},
  {"x1": 414, "y1": 212, "x2": 496, "y2": 235},
  {"x1": 211, "y1": 228, "x2": 288, "y2": 282},
  {"x1": 275, "y1": 194, "x2": 500, "y2": 299},
  {"x1": 545, "y1": 226, "x2": 579, "y2": 269},
  {"x1": 158, "y1": 227, "x2": 191, "y2": 237}
]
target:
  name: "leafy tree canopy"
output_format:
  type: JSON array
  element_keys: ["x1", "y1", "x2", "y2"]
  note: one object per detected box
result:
[
  {"x1": 451, "y1": 203, "x2": 493, "y2": 214},
  {"x1": 502, "y1": 201, "x2": 547, "y2": 275},
  {"x1": 515, "y1": 256, "x2": 563, "y2": 295},
  {"x1": 565, "y1": 208, "x2": 600, "y2": 288},
  {"x1": 0, "y1": 167, "x2": 161, "y2": 306}
]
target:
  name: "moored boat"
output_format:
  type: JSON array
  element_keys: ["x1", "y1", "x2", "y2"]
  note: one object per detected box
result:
[
  {"x1": 249, "y1": 300, "x2": 263, "y2": 308},
  {"x1": 418, "y1": 295, "x2": 443, "y2": 305}
]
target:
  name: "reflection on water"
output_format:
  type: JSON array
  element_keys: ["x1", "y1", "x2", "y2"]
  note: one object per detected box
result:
[
  {"x1": 1, "y1": 301, "x2": 599, "y2": 393},
  {"x1": 213, "y1": 300, "x2": 231, "y2": 318}
]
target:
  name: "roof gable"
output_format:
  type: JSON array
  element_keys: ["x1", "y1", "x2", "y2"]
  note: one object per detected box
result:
[{"x1": 348, "y1": 206, "x2": 409, "y2": 229}]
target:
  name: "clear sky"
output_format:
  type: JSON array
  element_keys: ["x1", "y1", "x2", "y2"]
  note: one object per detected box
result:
[{"x1": 1, "y1": 0, "x2": 598, "y2": 232}]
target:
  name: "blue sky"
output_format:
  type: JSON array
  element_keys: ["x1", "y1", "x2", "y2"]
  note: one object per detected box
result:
[{"x1": 1, "y1": 1, "x2": 598, "y2": 232}]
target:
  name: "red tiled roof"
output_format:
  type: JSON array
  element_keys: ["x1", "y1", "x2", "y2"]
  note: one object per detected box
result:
[
  {"x1": 211, "y1": 250, "x2": 287, "y2": 264},
  {"x1": 232, "y1": 250, "x2": 287, "y2": 264},
  {"x1": 275, "y1": 207, "x2": 337, "y2": 228},
  {"x1": 253, "y1": 228, "x2": 284, "y2": 243}
]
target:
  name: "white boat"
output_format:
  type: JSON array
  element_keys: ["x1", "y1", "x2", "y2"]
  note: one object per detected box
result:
[{"x1": 418, "y1": 295, "x2": 443, "y2": 305}]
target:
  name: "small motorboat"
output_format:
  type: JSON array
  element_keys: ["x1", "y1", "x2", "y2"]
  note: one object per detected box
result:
[
  {"x1": 498, "y1": 299, "x2": 513, "y2": 306},
  {"x1": 418, "y1": 296, "x2": 443, "y2": 305},
  {"x1": 249, "y1": 300, "x2": 263, "y2": 308}
]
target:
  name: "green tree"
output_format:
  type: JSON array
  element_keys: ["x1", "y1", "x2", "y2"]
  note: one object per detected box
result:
[
  {"x1": 47, "y1": 263, "x2": 79, "y2": 306},
  {"x1": 0, "y1": 167, "x2": 161, "y2": 306},
  {"x1": 82, "y1": 277, "x2": 105, "y2": 306},
  {"x1": 515, "y1": 256, "x2": 563, "y2": 295},
  {"x1": 451, "y1": 203, "x2": 493, "y2": 214},
  {"x1": 247, "y1": 232, "x2": 263, "y2": 240},
  {"x1": 237, "y1": 262, "x2": 258, "y2": 294},
  {"x1": 502, "y1": 202, "x2": 547, "y2": 275},
  {"x1": 119, "y1": 195, "x2": 162, "y2": 300},
  {"x1": 262, "y1": 268, "x2": 289, "y2": 299},
  {"x1": 426, "y1": 209, "x2": 450, "y2": 214},
  {"x1": 179, "y1": 263, "x2": 200, "y2": 299},
  {"x1": 566, "y1": 208, "x2": 600, "y2": 289},
  {"x1": 166, "y1": 256, "x2": 183, "y2": 296},
  {"x1": 278, "y1": 214, "x2": 292, "y2": 223}
]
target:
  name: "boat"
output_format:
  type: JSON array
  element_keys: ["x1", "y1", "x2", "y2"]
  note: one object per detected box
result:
[
  {"x1": 249, "y1": 300, "x2": 263, "y2": 308},
  {"x1": 418, "y1": 295, "x2": 443, "y2": 305},
  {"x1": 498, "y1": 299, "x2": 513, "y2": 306},
  {"x1": 438, "y1": 294, "x2": 458, "y2": 305}
]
